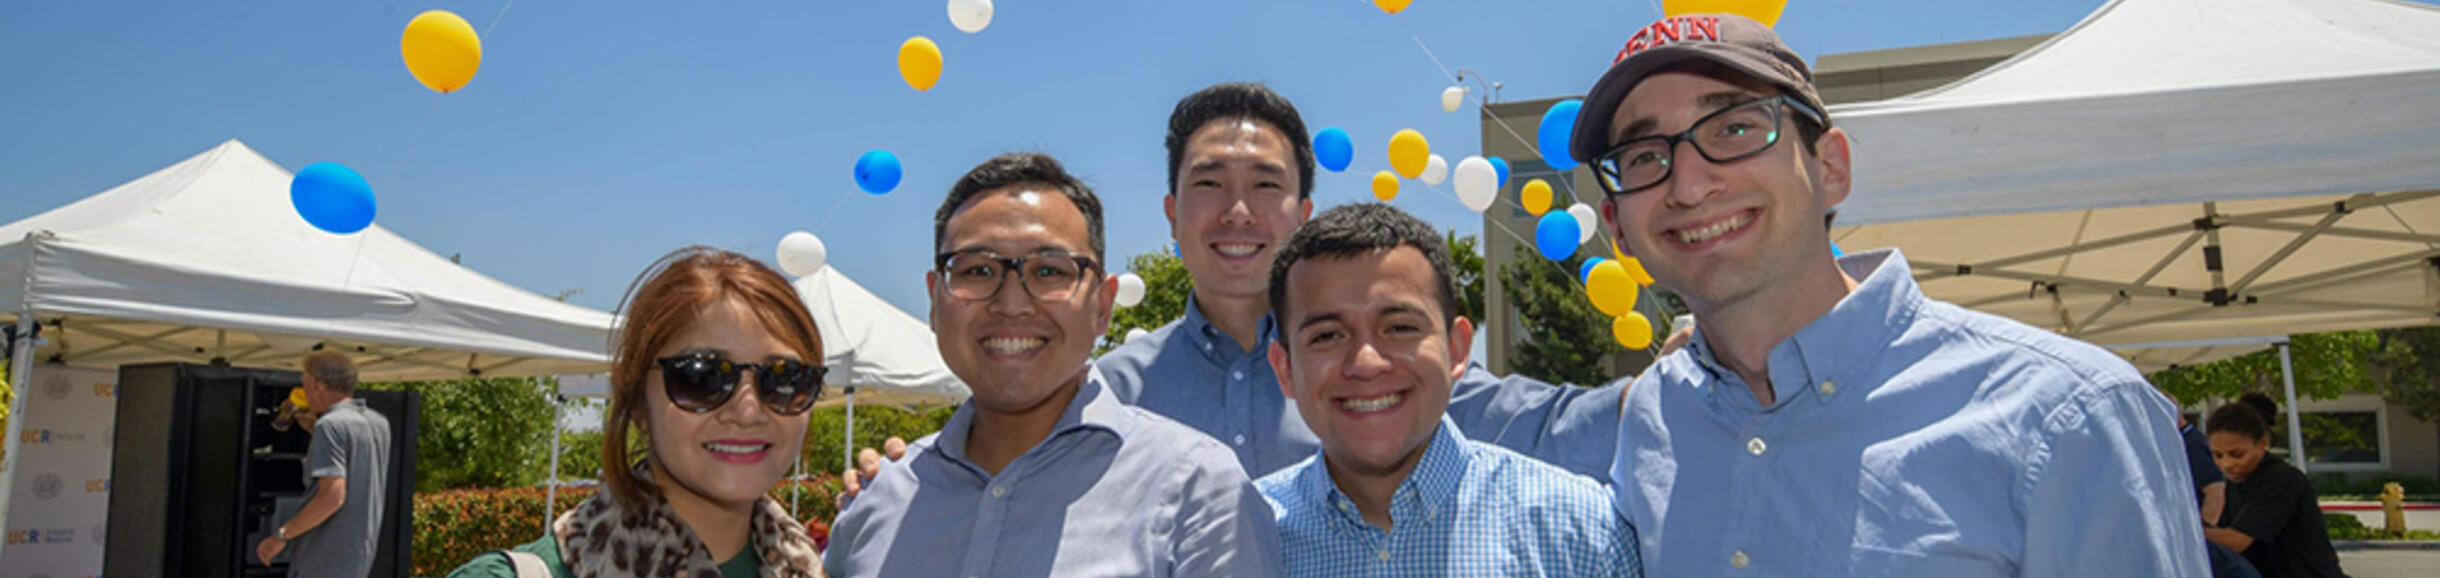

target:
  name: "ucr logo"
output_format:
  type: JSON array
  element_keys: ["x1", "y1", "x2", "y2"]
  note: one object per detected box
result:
[
  {"x1": 85, "y1": 478, "x2": 109, "y2": 493},
  {"x1": 92, "y1": 381, "x2": 114, "y2": 398},
  {"x1": 4, "y1": 529, "x2": 36, "y2": 545}
]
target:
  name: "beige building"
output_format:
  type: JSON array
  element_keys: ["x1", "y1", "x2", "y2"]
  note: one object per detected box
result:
[{"x1": 1479, "y1": 34, "x2": 2439, "y2": 481}]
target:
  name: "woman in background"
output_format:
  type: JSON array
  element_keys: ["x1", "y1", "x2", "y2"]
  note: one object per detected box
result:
[
  {"x1": 2205, "y1": 401, "x2": 2350, "y2": 578},
  {"x1": 449, "y1": 246, "x2": 827, "y2": 578}
]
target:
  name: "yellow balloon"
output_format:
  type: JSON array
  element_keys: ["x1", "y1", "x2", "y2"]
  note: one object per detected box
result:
[
  {"x1": 1521, "y1": 179, "x2": 1553, "y2": 215},
  {"x1": 899, "y1": 36, "x2": 944, "y2": 91},
  {"x1": 1387, "y1": 129, "x2": 1429, "y2": 179},
  {"x1": 1372, "y1": 171, "x2": 1401, "y2": 201},
  {"x1": 1586, "y1": 261, "x2": 1640, "y2": 316},
  {"x1": 1620, "y1": 256, "x2": 1655, "y2": 286},
  {"x1": 400, "y1": 10, "x2": 482, "y2": 94},
  {"x1": 1374, "y1": 0, "x2": 1414, "y2": 15},
  {"x1": 1662, "y1": 0, "x2": 1788, "y2": 27},
  {"x1": 1614, "y1": 312, "x2": 1655, "y2": 350}
]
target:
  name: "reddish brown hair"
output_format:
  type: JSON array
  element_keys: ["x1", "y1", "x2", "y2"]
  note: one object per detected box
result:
[{"x1": 601, "y1": 246, "x2": 825, "y2": 508}]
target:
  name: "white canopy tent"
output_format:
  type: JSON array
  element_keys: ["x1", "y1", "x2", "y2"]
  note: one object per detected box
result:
[
  {"x1": 1826, "y1": 0, "x2": 2440, "y2": 468},
  {"x1": 0, "y1": 139, "x2": 617, "y2": 561}
]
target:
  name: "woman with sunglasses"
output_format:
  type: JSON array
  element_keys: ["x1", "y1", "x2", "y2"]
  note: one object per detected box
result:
[{"x1": 449, "y1": 246, "x2": 828, "y2": 578}]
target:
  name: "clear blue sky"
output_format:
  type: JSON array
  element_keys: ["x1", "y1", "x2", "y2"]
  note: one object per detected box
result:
[{"x1": 2, "y1": 0, "x2": 2133, "y2": 316}]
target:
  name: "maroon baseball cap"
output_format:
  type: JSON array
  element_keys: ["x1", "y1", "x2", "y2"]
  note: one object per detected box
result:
[{"x1": 1568, "y1": 13, "x2": 1827, "y2": 166}]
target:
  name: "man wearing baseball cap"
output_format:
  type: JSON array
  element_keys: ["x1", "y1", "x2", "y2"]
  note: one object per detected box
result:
[{"x1": 1574, "y1": 13, "x2": 2207, "y2": 576}]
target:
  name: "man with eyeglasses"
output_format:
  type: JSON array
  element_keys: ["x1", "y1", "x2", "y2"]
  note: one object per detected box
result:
[
  {"x1": 1573, "y1": 13, "x2": 2206, "y2": 576},
  {"x1": 824, "y1": 152, "x2": 1282, "y2": 577}
]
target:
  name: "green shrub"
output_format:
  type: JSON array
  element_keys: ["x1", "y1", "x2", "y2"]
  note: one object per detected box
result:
[{"x1": 410, "y1": 476, "x2": 846, "y2": 577}]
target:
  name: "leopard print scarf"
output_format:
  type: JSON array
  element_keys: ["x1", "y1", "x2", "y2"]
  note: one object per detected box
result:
[{"x1": 551, "y1": 478, "x2": 825, "y2": 578}]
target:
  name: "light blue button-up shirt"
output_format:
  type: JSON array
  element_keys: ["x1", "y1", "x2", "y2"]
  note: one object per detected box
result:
[
  {"x1": 1098, "y1": 295, "x2": 1622, "y2": 481},
  {"x1": 1613, "y1": 249, "x2": 2207, "y2": 577},
  {"x1": 1257, "y1": 416, "x2": 1642, "y2": 577},
  {"x1": 825, "y1": 367, "x2": 1283, "y2": 578}
]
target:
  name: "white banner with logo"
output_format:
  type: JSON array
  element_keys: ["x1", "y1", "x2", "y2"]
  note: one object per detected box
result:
[{"x1": 1, "y1": 364, "x2": 115, "y2": 578}]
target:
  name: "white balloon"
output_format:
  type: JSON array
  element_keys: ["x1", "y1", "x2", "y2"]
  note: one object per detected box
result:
[
  {"x1": 1568, "y1": 203, "x2": 1598, "y2": 244},
  {"x1": 1420, "y1": 154, "x2": 1450, "y2": 187},
  {"x1": 1441, "y1": 85, "x2": 1467, "y2": 113},
  {"x1": 1115, "y1": 273, "x2": 1147, "y2": 307},
  {"x1": 948, "y1": 0, "x2": 994, "y2": 33},
  {"x1": 1453, "y1": 156, "x2": 1497, "y2": 212},
  {"x1": 776, "y1": 231, "x2": 829, "y2": 277},
  {"x1": 1124, "y1": 327, "x2": 1150, "y2": 343}
]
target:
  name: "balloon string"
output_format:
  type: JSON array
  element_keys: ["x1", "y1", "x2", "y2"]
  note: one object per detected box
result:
[
  {"x1": 482, "y1": 0, "x2": 519, "y2": 39},
  {"x1": 810, "y1": 189, "x2": 854, "y2": 233}
]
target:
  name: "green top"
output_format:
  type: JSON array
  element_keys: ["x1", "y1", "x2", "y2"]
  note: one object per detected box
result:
[{"x1": 443, "y1": 534, "x2": 761, "y2": 578}]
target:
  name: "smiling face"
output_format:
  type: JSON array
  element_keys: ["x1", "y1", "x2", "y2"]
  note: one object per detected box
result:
[
  {"x1": 642, "y1": 296, "x2": 811, "y2": 509},
  {"x1": 2209, "y1": 430, "x2": 2269, "y2": 483},
  {"x1": 1167, "y1": 119, "x2": 1316, "y2": 304},
  {"x1": 1597, "y1": 70, "x2": 1849, "y2": 310},
  {"x1": 1267, "y1": 246, "x2": 1471, "y2": 480},
  {"x1": 930, "y1": 187, "x2": 1115, "y2": 418}
]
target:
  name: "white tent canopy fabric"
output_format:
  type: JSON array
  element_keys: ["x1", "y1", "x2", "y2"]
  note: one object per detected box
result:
[
  {"x1": 1827, "y1": 0, "x2": 2440, "y2": 356},
  {"x1": 1, "y1": 139, "x2": 615, "y2": 379},
  {"x1": 793, "y1": 267, "x2": 966, "y2": 404}
]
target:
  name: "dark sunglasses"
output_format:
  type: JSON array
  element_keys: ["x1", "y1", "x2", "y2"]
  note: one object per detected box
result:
[{"x1": 653, "y1": 351, "x2": 826, "y2": 415}]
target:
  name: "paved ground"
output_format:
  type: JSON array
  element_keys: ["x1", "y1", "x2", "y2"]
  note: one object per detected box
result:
[{"x1": 2338, "y1": 548, "x2": 2440, "y2": 578}]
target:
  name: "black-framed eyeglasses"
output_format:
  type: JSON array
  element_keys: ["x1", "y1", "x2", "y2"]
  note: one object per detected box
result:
[
  {"x1": 653, "y1": 352, "x2": 826, "y2": 415},
  {"x1": 933, "y1": 249, "x2": 1104, "y2": 302},
  {"x1": 1591, "y1": 95, "x2": 1828, "y2": 196}
]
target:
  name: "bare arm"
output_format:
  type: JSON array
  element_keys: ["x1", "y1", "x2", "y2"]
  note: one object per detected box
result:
[
  {"x1": 283, "y1": 476, "x2": 347, "y2": 536},
  {"x1": 2199, "y1": 481, "x2": 2226, "y2": 527},
  {"x1": 2204, "y1": 527, "x2": 2254, "y2": 553}
]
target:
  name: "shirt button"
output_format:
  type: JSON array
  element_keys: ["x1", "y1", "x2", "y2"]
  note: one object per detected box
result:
[
  {"x1": 1231, "y1": 370, "x2": 1244, "y2": 380},
  {"x1": 1747, "y1": 437, "x2": 1767, "y2": 456},
  {"x1": 1731, "y1": 550, "x2": 1750, "y2": 569},
  {"x1": 1378, "y1": 549, "x2": 1390, "y2": 561},
  {"x1": 1232, "y1": 434, "x2": 1246, "y2": 445},
  {"x1": 1818, "y1": 380, "x2": 1837, "y2": 396},
  {"x1": 990, "y1": 485, "x2": 1008, "y2": 498}
]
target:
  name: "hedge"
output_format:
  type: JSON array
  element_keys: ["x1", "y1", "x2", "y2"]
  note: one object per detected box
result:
[{"x1": 409, "y1": 476, "x2": 844, "y2": 577}]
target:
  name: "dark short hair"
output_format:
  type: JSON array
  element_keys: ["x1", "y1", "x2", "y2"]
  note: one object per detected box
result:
[
  {"x1": 1267, "y1": 203, "x2": 1461, "y2": 336},
  {"x1": 2206, "y1": 401, "x2": 2272, "y2": 442},
  {"x1": 933, "y1": 152, "x2": 1106, "y2": 262},
  {"x1": 302, "y1": 351, "x2": 358, "y2": 396},
  {"x1": 1165, "y1": 82, "x2": 1316, "y2": 199}
]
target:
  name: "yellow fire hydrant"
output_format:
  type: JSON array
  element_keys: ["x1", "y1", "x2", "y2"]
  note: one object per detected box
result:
[{"x1": 2382, "y1": 482, "x2": 2408, "y2": 538}]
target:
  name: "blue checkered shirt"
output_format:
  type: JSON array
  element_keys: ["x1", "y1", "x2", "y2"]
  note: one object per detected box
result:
[{"x1": 1256, "y1": 417, "x2": 1641, "y2": 577}]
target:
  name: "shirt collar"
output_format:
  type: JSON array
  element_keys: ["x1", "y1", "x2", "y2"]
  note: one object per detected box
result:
[
  {"x1": 1681, "y1": 248, "x2": 1926, "y2": 407},
  {"x1": 934, "y1": 366, "x2": 1129, "y2": 466},
  {"x1": 1298, "y1": 415, "x2": 1474, "y2": 529},
  {"x1": 1181, "y1": 293, "x2": 1277, "y2": 361}
]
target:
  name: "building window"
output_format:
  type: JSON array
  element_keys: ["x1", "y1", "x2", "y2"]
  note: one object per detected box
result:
[{"x1": 2273, "y1": 410, "x2": 2384, "y2": 467}]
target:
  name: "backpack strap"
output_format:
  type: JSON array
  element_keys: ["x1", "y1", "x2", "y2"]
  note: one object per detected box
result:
[{"x1": 500, "y1": 549, "x2": 551, "y2": 578}]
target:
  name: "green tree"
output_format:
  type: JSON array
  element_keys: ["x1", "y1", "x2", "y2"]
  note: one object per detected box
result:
[
  {"x1": 2368, "y1": 327, "x2": 2440, "y2": 423},
  {"x1": 798, "y1": 403, "x2": 957, "y2": 474},
  {"x1": 1498, "y1": 247, "x2": 1623, "y2": 386},
  {"x1": 362, "y1": 376, "x2": 571, "y2": 491},
  {"x1": 1446, "y1": 230, "x2": 1485, "y2": 323},
  {"x1": 1100, "y1": 252, "x2": 1193, "y2": 355},
  {"x1": 2149, "y1": 331, "x2": 2385, "y2": 405}
]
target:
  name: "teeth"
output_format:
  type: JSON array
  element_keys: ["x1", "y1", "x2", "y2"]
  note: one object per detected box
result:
[
  {"x1": 1214, "y1": 243, "x2": 1259, "y2": 257},
  {"x1": 1339, "y1": 392, "x2": 1403, "y2": 413},
  {"x1": 1672, "y1": 213, "x2": 1752, "y2": 244},
  {"x1": 703, "y1": 442, "x2": 769, "y2": 454},
  {"x1": 983, "y1": 337, "x2": 1046, "y2": 355}
]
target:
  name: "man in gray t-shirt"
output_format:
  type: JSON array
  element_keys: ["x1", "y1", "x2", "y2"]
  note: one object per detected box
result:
[{"x1": 256, "y1": 352, "x2": 392, "y2": 577}]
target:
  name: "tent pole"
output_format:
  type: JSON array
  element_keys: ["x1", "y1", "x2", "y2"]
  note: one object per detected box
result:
[
  {"x1": 545, "y1": 383, "x2": 563, "y2": 536},
  {"x1": 0, "y1": 313, "x2": 39, "y2": 564},
  {"x1": 2278, "y1": 340, "x2": 2307, "y2": 475},
  {"x1": 843, "y1": 385, "x2": 857, "y2": 478}
]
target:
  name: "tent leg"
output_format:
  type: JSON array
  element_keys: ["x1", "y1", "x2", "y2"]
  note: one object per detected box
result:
[
  {"x1": 545, "y1": 386, "x2": 563, "y2": 536},
  {"x1": 2278, "y1": 341, "x2": 2307, "y2": 475},
  {"x1": 844, "y1": 386, "x2": 857, "y2": 477},
  {"x1": 0, "y1": 314, "x2": 38, "y2": 565}
]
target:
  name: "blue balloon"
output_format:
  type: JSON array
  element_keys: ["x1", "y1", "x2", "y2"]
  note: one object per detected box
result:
[
  {"x1": 855, "y1": 149, "x2": 903, "y2": 195},
  {"x1": 1831, "y1": 241, "x2": 1845, "y2": 258},
  {"x1": 1579, "y1": 256, "x2": 1609, "y2": 283},
  {"x1": 1538, "y1": 99, "x2": 1583, "y2": 172},
  {"x1": 289, "y1": 162, "x2": 376, "y2": 235},
  {"x1": 1535, "y1": 212, "x2": 1581, "y2": 262},
  {"x1": 1489, "y1": 156, "x2": 1511, "y2": 189},
  {"x1": 1314, "y1": 127, "x2": 1354, "y2": 173}
]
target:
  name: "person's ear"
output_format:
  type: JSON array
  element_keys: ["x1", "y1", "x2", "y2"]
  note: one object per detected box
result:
[
  {"x1": 1447, "y1": 316, "x2": 1475, "y2": 381},
  {"x1": 1267, "y1": 340, "x2": 1295, "y2": 400},
  {"x1": 1599, "y1": 199, "x2": 1635, "y2": 258},
  {"x1": 1812, "y1": 127, "x2": 1853, "y2": 209}
]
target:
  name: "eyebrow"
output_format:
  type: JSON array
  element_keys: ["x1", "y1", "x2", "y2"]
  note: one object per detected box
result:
[
  {"x1": 1184, "y1": 158, "x2": 1290, "y2": 179},
  {"x1": 1613, "y1": 89, "x2": 1768, "y2": 143},
  {"x1": 1294, "y1": 311, "x2": 1344, "y2": 333},
  {"x1": 1294, "y1": 302, "x2": 1435, "y2": 333}
]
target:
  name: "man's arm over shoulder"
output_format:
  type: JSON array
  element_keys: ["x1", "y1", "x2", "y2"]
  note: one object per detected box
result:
[
  {"x1": 2021, "y1": 378, "x2": 2208, "y2": 577},
  {"x1": 1168, "y1": 439, "x2": 1282, "y2": 577},
  {"x1": 1447, "y1": 366, "x2": 1624, "y2": 482}
]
